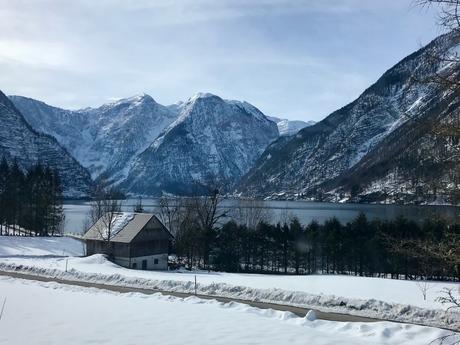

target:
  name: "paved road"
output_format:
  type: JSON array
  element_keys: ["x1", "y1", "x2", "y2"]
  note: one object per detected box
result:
[{"x1": 0, "y1": 269, "x2": 378, "y2": 323}]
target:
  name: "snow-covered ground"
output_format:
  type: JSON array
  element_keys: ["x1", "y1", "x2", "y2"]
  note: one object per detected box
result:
[
  {"x1": 0, "y1": 236, "x2": 85, "y2": 257},
  {"x1": 0, "y1": 237, "x2": 459, "y2": 330},
  {"x1": 0, "y1": 276, "x2": 456, "y2": 345}
]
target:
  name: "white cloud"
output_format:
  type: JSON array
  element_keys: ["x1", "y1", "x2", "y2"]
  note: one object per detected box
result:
[
  {"x1": 0, "y1": 40, "x2": 74, "y2": 69},
  {"x1": 0, "y1": 0, "x2": 439, "y2": 121}
]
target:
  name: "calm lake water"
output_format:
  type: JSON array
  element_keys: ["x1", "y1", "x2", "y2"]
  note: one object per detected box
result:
[{"x1": 63, "y1": 199, "x2": 460, "y2": 234}]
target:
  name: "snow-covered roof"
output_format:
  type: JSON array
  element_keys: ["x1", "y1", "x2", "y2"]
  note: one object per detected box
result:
[{"x1": 83, "y1": 212, "x2": 172, "y2": 243}]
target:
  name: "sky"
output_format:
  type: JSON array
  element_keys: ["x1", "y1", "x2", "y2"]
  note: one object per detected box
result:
[{"x1": 0, "y1": 0, "x2": 444, "y2": 122}]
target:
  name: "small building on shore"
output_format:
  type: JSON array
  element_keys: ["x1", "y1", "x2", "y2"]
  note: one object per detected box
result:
[{"x1": 83, "y1": 212, "x2": 173, "y2": 270}]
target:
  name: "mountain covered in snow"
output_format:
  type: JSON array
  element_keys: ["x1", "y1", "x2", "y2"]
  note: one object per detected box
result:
[
  {"x1": 238, "y1": 32, "x2": 460, "y2": 204},
  {"x1": 12, "y1": 93, "x2": 278, "y2": 195},
  {"x1": 0, "y1": 90, "x2": 92, "y2": 198},
  {"x1": 11, "y1": 94, "x2": 178, "y2": 185},
  {"x1": 122, "y1": 93, "x2": 279, "y2": 195},
  {"x1": 267, "y1": 116, "x2": 315, "y2": 136}
]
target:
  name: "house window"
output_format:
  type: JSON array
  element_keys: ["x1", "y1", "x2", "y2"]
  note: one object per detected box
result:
[
  {"x1": 154, "y1": 259, "x2": 159, "y2": 265},
  {"x1": 132, "y1": 263, "x2": 137, "y2": 269}
]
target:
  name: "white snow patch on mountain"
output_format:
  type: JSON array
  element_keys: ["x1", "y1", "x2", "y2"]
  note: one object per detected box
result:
[{"x1": 267, "y1": 116, "x2": 315, "y2": 136}]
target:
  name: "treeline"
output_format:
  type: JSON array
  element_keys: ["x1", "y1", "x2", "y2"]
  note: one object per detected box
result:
[
  {"x1": 0, "y1": 158, "x2": 64, "y2": 236},
  {"x1": 173, "y1": 210, "x2": 459, "y2": 281}
]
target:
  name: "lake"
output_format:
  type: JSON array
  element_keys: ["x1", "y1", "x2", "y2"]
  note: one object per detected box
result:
[{"x1": 63, "y1": 199, "x2": 460, "y2": 234}]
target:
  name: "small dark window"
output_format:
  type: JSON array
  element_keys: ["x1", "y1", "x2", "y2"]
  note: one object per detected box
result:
[
  {"x1": 132, "y1": 263, "x2": 137, "y2": 269},
  {"x1": 142, "y1": 259, "x2": 147, "y2": 270},
  {"x1": 154, "y1": 259, "x2": 159, "y2": 265}
]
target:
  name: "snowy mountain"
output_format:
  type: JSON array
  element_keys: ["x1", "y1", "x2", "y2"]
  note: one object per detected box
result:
[
  {"x1": 0, "y1": 91, "x2": 92, "y2": 198},
  {"x1": 122, "y1": 93, "x2": 279, "y2": 195},
  {"x1": 267, "y1": 116, "x2": 315, "y2": 136},
  {"x1": 238, "y1": 32, "x2": 460, "y2": 204},
  {"x1": 11, "y1": 94, "x2": 179, "y2": 185},
  {"x1": 12, "y1": 93, "x2": 279, "y2": 196}
]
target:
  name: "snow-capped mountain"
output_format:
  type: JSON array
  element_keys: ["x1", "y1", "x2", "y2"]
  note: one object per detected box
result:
[
  {"x1": 238, "y1": 32, "x2": 460, "y2": 204},
  {"x1": 0, "y1": 90, "x2": 92, "y2": 198},
  {"x1": 122, "y1": 93, "x2": 279, "y2": 195},
  {"x1": 12, "y1": 92, "x2": 279, "y2": 196},
  {"x1": 267, "y1": 116, "x2": 315, "y2": 136},
  {"x1": 11, "y1": 94, "x2": 179, "y2": 184}
]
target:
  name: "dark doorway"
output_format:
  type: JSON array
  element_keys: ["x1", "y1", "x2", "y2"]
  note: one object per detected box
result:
[{"x1": 142, "y1": 260, "x2": 147, "y2": 270}]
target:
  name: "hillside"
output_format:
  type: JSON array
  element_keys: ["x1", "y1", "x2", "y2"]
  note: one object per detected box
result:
[
  {"x1": 238, "y1": 32, "x2": 460, "y2": 204},
  {"x1": 0, "y1": 91, "x2": 92, "y2": 197}
]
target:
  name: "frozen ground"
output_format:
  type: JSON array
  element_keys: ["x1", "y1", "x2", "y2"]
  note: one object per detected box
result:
[
  {"x1": 0, "y1": 276, "x2": 457, "y2": 345},
  {"x1": 0, "y1": 237, "x2": 459, "y2": 330},
  {"x1": 0, "y1": 236, "x2": 85, "y2": 256}
]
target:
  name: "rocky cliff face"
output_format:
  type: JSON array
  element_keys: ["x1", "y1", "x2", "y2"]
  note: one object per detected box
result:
[
  {"x1": 238, "y1": 32, "x2": 460, "y2": 204},
  {"x1": 0, "y1": 91, "x2": 92, "y2": 198},
  {"x1": 122, "y1": 93, "x2": 279, "y2": 195}
]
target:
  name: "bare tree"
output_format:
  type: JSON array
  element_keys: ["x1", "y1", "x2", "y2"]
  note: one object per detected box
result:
[
  {"x1": 94, "y1": 199, "x2": 123, "y2": 243},
  {"x1": 437, "y1": 287, "x2": 460, "y2": 310},
  {"x1": 133, "y1": 196, "x2": 144, "y2": 213},
  {"x1": 83, "y1": 184, "x2": 123, "y2": 253},
  {"x1": 415, "y1": 279, "x2": 433, "y2": 301},
  {"x1": 157, "y1": 195, "x2": 185, "y2": 237},
  {"x1": 231, "y1": 198, "x2": 272, "y2": 230},
  {"x1": 416, "y1": 0, "x2": 460, "y2": 87},
  {"x1": 278, "y1": 206, "x2": 295, "y2": 226},
  {"x1": 191, "y1": 185, "x2": 228, "y2": 269}
]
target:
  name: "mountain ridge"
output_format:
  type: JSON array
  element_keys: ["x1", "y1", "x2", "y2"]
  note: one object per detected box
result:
[
  {"x1": 11, "y1": 92, "x2": 280, "y2": 196},
  {"x1": 237, "y1": 31, "x2": 460, "y2": 204}
]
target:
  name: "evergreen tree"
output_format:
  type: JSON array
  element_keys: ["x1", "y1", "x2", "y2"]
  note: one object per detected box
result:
[{"x1": 0, "y1": 158, "x2": 64, "y2": 236}]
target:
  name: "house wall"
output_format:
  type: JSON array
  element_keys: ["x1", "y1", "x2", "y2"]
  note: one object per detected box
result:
[
  {"x1": 86, "y1": 240, "x2": 103, "y2": 256},
  {"x1": 86, "y1": 240, "x2": 130, "y2": 257},
  {"x1": 114, "y1": 254, "x2": 168, "y2": 270},
  {"x1": 130, "y1": 239, "x2": 169, "y2": 257},
  {"x1": 130, "y1": 217, "x2": 171, "y2": 258}
]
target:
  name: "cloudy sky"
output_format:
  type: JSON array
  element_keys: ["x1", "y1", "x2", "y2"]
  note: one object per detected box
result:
[{"x1": 0, "y1": 0, "x2": 442, "y2": 121}]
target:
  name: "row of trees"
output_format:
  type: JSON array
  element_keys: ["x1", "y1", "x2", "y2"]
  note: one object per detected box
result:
[
  {"x1": 210, "y1": 215, "x2": 459, "y2": 281},
  {"x1": 0, "y1": 158, "x2": 64, "y2": 236},
  {"x1": 154, "y1": 194, "x2": 459, "y2": 281}
]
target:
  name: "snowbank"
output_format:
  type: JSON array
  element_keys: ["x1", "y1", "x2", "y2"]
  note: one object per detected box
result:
[
  {"x1": 0, "y1": 236, "x2": 85, "y2": 257},
  {"x1": 0, "y1": 276, "x2": 456, "y2": 345},
  {"x1": 0, "y1": 255, "x2": 458, "y2": 330}
]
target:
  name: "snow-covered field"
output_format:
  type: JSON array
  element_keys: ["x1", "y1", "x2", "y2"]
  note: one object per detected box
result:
[
  {"x1": 0, "y1": 237, "x2": 459, "y2": 330},
  {"x1": 0, "y1": 236, "x2": 85, "y2": 256},
  {"x1": 0, "y1": 276, "x2": 456, "y2": 345}
]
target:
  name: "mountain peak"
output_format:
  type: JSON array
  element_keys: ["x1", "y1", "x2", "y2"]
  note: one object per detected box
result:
[
  {"x1": 188, "y1": 92, "x2": 222, "y2": 103},
  {"x1": 107, "y1": 93, "x2": 155, "y2": 108}
]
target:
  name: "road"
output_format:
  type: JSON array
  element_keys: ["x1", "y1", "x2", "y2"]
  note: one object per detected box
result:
[{"x1": 0, "y1": 269, "x2": 378, "y2": 323}]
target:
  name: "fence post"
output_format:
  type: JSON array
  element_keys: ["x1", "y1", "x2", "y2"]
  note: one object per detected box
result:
[{"x1": 0, "y1": 297, "x2": 6, "y2": 321}]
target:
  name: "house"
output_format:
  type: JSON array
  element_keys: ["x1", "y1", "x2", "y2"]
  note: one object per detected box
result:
[{"x1": 83, "y1": 212, "x2": 173, "y2": 270}]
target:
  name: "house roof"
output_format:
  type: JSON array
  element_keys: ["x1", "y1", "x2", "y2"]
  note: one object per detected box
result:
[{"x1": 83, "y1": 212, "x2": 172, "y2": 243}]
